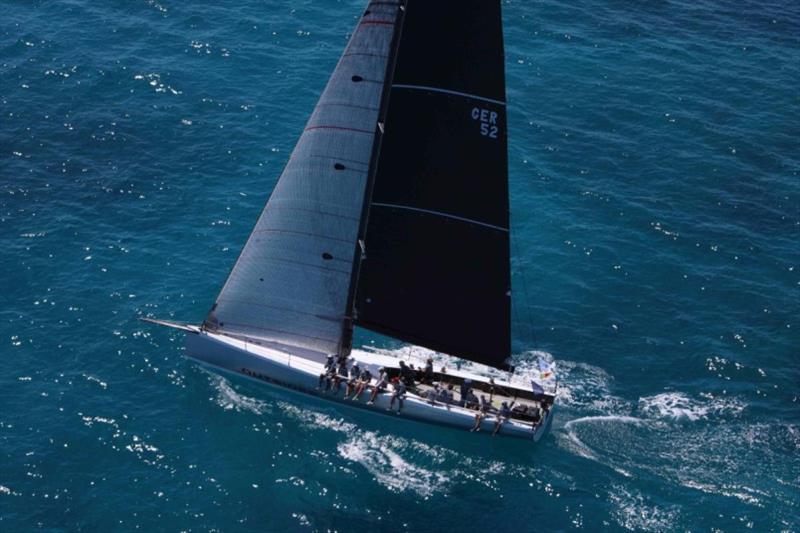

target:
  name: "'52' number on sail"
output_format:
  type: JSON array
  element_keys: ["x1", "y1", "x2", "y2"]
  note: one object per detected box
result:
[{"x1": 471, "y1": 107, "x2": 499, "y2": 139}]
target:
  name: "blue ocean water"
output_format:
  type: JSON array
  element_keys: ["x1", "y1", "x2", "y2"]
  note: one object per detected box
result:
[{"x1": 1, "y1": 0, "x2": 798, "y2": 529}]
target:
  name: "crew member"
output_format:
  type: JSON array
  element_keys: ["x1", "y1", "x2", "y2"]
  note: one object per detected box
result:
[
  {"x1": 351, "y1": 367, "x2": 373, "y2": 401},
  {"x1": 389, "y1": 377, "x2": 406, "y2": 413},
  {"x1": 318, "y1": 354, "x2": 335, "y2": 391},
  {"x1": 492, "y1": 400, "x2": 516, "y2": 436},
  {"x1": 367, "y1": 367, "x2": 388, "y2": 405},
  {"x1": 471, "y1": 395, "x2": 491, "y2": 432}
]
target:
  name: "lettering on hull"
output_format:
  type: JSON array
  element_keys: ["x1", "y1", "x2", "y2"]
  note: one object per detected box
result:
[{"x1": 240, "y1": 367, "x2": 308, "y2": 394}]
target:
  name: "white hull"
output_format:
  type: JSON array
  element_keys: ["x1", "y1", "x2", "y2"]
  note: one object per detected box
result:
[{"x1": 185, "y1": 329, "x2": 553, "y2": 442}]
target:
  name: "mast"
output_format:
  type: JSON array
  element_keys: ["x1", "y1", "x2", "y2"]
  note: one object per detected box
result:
[{"x1": 340, "y1": 0, "x2": 408, "y2": 357}]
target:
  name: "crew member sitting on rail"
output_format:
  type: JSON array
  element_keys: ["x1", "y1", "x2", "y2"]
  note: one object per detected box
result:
[
  {"x1": 492, "y1": 400, "x2": 516, "y2": 437},
  {"x1": 367, "y1": 367, "x2": 388, "y2": 405},
  {"x1": 344, "y1": 362, "x2": 361, "y2": 399},
  {"x1": 351, "y1": 367, "x2": 373, "y2": 401},
  {"x1": 389, "y1": 377, "x2": 406, "y2": 413},
  {"x1": 318, "y1": 354, "x2": 335, "y2": 391},
  {"x1": 470, "y1": 395, "x2": 492, "y2": 432},
  {"x1": 332, "y1": 356, "x2": 348, "y2": 394}
]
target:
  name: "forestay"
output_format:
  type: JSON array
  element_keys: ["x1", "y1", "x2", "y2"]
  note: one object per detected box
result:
[
  {"x1": 354, "y1": 0, "x2": 512, "y2": 369},
  {"x1": 204, "y1": 2, "x2": 402, "y2": 355}
]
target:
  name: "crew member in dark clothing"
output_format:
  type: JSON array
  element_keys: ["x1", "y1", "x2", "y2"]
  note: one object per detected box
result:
[
  {"x1": 332, "y1": 357, "x2": 348, "y2": 394},
  {"x1": 443, "y1": 383, "x2": 455, "y2": 410},
  {"x1": 344, "y1": 362, "x2": 360, "y2": 399},
  {"x1": 367, "y1": 367, "x2": 388, "y2": 405},
  {"x1": 389, "y1": 378, "x2": 406, "y2": 413},
  {"x1": 351, "y1": 367, "x2": 373, "y2": 401},
  {"x1": 464, "y1": 389, "x2": 479, "y2": 409},
  {"x1": 492, "y1": 400, "x2": 516, "y2": 436},
  {"x1": 423, "y1": 357, "x2": 434, "y2": 383},
  {"x1": 471, "y1": 395, "x2": 492, "y2": 432},
  {"x1": 459, "y1": 379, "x2": 472, "y2": 405},
  {"x1": 409, "y1": 363, "x2": 419, "y2": 382},
  {"x1": 318, "y1": 354, "x2": 335, "y2": 391},
  {"x1": 398, "y1": 360, "x2": 415, "y2": 386}
]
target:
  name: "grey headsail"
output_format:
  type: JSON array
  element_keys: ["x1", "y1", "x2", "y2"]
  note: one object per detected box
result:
[
  {"x1": 353, "y1": 0, "x2": 512, "y2": 369},
  {"x1": 204, "y1": 2, "x2": 403, "y2": 356}
]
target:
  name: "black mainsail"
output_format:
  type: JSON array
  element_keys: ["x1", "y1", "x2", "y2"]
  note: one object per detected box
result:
[
  {"x1": 353, "y1": 0, "x2": 512, "y2": 369},
  {"x1": 204, "y1": 0, "x2": 511, "y2": 370}
]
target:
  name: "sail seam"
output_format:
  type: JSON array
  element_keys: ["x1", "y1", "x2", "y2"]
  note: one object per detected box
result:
[
  {"x1": 315, "y1": 102, "x2": 379, "y2": 112},
  {"x1": 305, "y1": 125, "x2": 374, "y2": 135},
  {"x1": 343, "y1": 52, "x2": 389, "y2": 59},
  {"x1": 216, "y1": 297, "x2": 339, "y2": 319},
  {"x1": 218, "y1": 321, "x2": 337, "y2": 344},
  {"x1": 264, "y1": 205, "x2": 359, "y2": 221},
  {"x1": 371, "y1": 202, "x2": 509, "y2": 232},
  {"x1": 309, "y1": 154, "x2": 371, "y2": 168},
  {"x1": 226, "y1": 256, "x2": 351, "y2": 276},
  {"x1": 392, "y1": 84, "x2": 506, "y2": 106},
  {"x1": 251, "y1": 228, "x2": 356, "y2": 244}
]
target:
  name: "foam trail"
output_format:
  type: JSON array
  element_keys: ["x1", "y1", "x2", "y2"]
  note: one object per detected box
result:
[
  {"x1": 562, "y1": 415, "x2": 645, "y2": 478},
  {"x1": 337, "y1": 433, "x2": 450, "y2": 497},
  {"x1": 609, "y1": 484, "x2": 680, "y2": 531},
  {"x1": 208, "y1": 373, "x2": 271, "y2": 415},
  {"x1": 638, "y1": 392, "x2": 744, "y2": 422},
  {"x1": 565, "y1": 415, "x2": 644, "y2": 427}
]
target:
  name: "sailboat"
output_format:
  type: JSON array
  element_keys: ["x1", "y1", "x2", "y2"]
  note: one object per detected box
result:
[{"x1": 145, "y1": 0, "x2": 557, "y2": 440}]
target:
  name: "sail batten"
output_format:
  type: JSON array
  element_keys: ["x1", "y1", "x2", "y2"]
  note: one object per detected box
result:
[
  {"x1": 391, "y1": 84, "x2": 506, "y2": 106},
  {"x1": 205, "y1": 2, "x2": 402, "y2": 355},
  {"x1": 369, "y1": 202, "x2": 510, "y2": 232}
]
